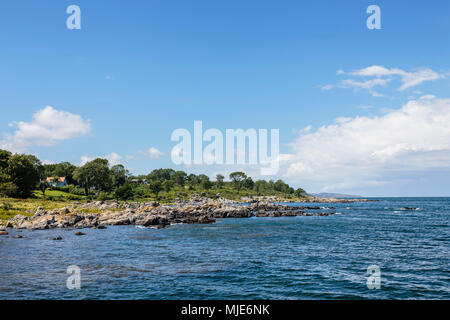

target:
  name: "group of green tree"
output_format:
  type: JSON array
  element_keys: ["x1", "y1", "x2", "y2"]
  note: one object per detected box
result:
[{"x1": 0, "y1": 149, "x2": 306, "y2": 201}]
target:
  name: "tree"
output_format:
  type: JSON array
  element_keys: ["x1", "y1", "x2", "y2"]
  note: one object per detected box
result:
[
  {"x1": 198, "y1": 174, "x2": 212, "y2": 190},
  {"x1": 110, "y1": 164, "x2": 129, "y2": 188},
  {"x1": 0, "y1": 150, "x2": 11, "y2": 171},
  {"x1": 229, "y1": 172, "x2": 247, "y2": 191},
  {"x1": 274, "y1": 179, "x2": 288, "y2": 193},
  {"x1": 73, "y1": 158, "x2": 111, "y2": 196},
  {"x1": 148, "y1": 180, "x2": 162, "y2": 199},
  {"x1": 187, "y1": 174, "x2": 199, "y2": 186},
  {"x1": 172, "y1": 171, "x2": 187, "y2": 186},
  {"x1": 253, "y1": 180, "x2": 268, "y2": 194},
  {"x1": 162, "y1": 179, "x2": 174, "y2": 193},
  {"x1": 148, "y1": 168, "x2": 175, "y2": 182},
  {"x1": 52, "y1": 162, "x2": 77, "y2": 185},
  {"x1": 215, "y1": 174, "x2": 225, "y2": 188},
  {"x1": 39, "y1": 181, "x2": 49, "y2": 197},
  {"x1": 0, "y1": 150, "x2": 16, "y2": 197},
  {"x1": 243, "y1": 177, "x2": 254, "y2": 190},
  {"x1": 115, "y1": 183, "x2": 134, "y2": 200},
  {"x1": 6, "y1": 154, "x2": 40, "y2": 198},
  {"x1": 294, "y1": 187, "x2": 307, "y2": 198}
]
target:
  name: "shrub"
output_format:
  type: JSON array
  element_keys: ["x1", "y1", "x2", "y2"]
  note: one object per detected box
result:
[
  {"x1": 0, "y1": 182, "x2": 18, "y2": 197},
  {"x1": 96, "y1": 192, "x2": 110, "y2": 201},
  {"x1": 1, "y1": 201, "x2": 13, "y2": 211},
  {"x1": 115, "y1": 184, "x2": 134, "y2": 200},
  {"x1": 68, "y1": 185, "x2": 86, "y2": 196}
]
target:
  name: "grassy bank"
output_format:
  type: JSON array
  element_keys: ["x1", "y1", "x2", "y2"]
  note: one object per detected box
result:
[{"x1": 0, "y1": 185, "x2": 307, "y2": 222}]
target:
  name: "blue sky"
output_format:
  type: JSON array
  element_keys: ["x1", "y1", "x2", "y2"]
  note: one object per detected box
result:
[{"x1": 1, "y1": 0, "x2": 450, "y2": 196}]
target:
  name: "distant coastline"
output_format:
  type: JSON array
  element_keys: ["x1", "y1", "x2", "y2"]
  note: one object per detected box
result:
[{"x1": 311, "y1": 193, "x2": 363, "y2": 199}]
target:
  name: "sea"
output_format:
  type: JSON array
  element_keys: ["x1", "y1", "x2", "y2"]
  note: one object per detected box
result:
[{"x1": 0, "y1": 198, "x2": 448, "y2": 299}]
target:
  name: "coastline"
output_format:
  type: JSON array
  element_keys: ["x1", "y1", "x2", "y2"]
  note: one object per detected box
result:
[{"x1": 0, "y1": 195, "x2": 374, "y2": 233}]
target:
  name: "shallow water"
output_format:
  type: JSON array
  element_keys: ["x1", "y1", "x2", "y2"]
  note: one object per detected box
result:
[{"x1": 1, "y1": 198, "x2": 449, "y2": 299}]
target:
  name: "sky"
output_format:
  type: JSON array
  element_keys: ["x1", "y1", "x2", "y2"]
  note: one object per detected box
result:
[{"x1": 1, "y1": 0, "x2": 450, "y2": 196}]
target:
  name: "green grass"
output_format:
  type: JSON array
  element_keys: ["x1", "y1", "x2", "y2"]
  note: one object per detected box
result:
[
  {"x1": 0, "y1": 196, "x2": 73, "y2": 222},
  {"x1": 33, "y1": 189, "x2": 87, "y2": 201},
  {"x1": 0, "y1": 209, "x2": 30, "y2": 221}
]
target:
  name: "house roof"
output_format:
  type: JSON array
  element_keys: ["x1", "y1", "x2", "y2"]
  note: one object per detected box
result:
[{"x1": 46, "y1": 177, "x2": 66, "y2": 183}]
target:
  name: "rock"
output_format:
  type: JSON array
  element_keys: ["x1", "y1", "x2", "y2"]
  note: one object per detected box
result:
[
  {"x1": 52, "y1": 236, "x2": 63, "y2": 240},
  {"x1": 59, "y1": 207, "x2": 70, "y2": 215},
  {"x1": 75, "y1": 231, "x2": 85, "y2": 236},
  {"x1": 5, "y1": 222, "x2": 13, "y2": 228},
  {"x1": 28, "y1": 216, "x2": 56, "y2": 230},
  {"x1": 141, "y1": 216, "x2": 169, "y2": 227},
  {"x1": 280, "y1": 210, "x2": 297, "y2": 217},
  {"x1": 13, "y1": 235, "x2": 23, "y2": 239},
  {"x1": 256, "y1": 209, "x2": 268, "y2": 217},
  {"x1": 54, "y1": 214, "x2": 83, "y2": 228},
  {"x1": 198, "y1": 216, "x2": 215, "y2": 224},
  {"x1": 183, "y1": 217, "x2": 199, "y2": 224},
  {"x1": 212, "y1": 206, "x2": 252, "y2": 218},
  {"x1": 33, "y1": 207, "x2": 47, "y2": 218},
  {"x1": 97, "y1": 225, "x2": 107, "y2": 229},
  {"x1": 0, "y1": 231, "x2": 8, "y2": 235},
  {"x1": 8, "y1": 214, "x2": 29, "y2": 226}
]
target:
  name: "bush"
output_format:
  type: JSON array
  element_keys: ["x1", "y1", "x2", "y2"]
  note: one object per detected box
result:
[
  {"x1": 67, "y1": 194, "x2": 84, "y2": 201},
  {"x1": 115, "y1": 184, "x2": 134, "y2": 200},
  {"x1": 0, "y1": 182, "x2": 18, "y2": 197},
  {"x1": 68, "y1": 185, "x2": 86, "y2": 196},
  {"x1": 1, "y1": 201, "x2": 13, "y2": 211},
  {"x1": 133, "y1": 185, "x2": 150, "y2": 198},
  {"x1": 51, "y1": 186, "x2": 71, "y2": 193},
  {"x1": 96, "y1": 192, "x2": 110, "y2": 201}
]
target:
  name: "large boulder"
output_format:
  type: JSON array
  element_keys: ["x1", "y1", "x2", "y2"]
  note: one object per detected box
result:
[
  {"x1": 140, "y1": 216, "x2": 169, "y2": 227},
  {"x1": 212, "y1": 206, "x2": 252, "y2": 218},
  {"x1": 33, "y1": 207, "x2": 47, "y2": 218}
]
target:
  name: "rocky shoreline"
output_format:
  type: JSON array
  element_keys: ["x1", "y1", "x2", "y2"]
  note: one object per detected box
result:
[{"x1": 0, "y1": 196, "x2": 372, "y2": 234}]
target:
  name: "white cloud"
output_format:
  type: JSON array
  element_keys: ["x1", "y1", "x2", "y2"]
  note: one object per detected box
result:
[
  {"x1": 322, "y1": 65, "x2": 445, "y2": 96},
  {"x1": 80, "y1": 152, "x2": 122, "y2": 166},
  {"x1": 281, "y1": 96, "x2": 450, "y2": 192},
  {"x1": 146, "y1": 147, "x2": 164, "y2": 159},
  {"x1": 0, "y1": 106, "x2": 91, "y2": 152}
]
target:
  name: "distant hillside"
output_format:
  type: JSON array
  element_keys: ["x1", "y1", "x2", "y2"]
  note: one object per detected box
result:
[{"x1": 311, "y1": 193, "x2": 363, "y2": 199}]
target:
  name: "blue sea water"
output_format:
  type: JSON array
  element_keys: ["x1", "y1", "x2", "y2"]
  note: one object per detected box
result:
[{"x1": 0, "y1": 198, "x2": 449, "y2": 300}]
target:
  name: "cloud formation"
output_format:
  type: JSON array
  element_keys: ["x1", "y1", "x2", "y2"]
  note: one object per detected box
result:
[
  {"x1": 282, "y1": 96, "x2": 450, "y2": 191},
  {"x1": 322, "y1": 65, "x2": 445, "y2": 96},
  {"x1": 0, "y1": 106, "x2": 91, "y2": 152},
  {"x1": 146, "y1": 147, "x2": 164, "y2": 159}
]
